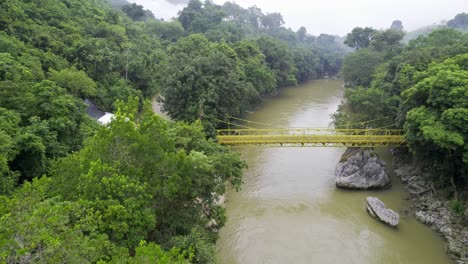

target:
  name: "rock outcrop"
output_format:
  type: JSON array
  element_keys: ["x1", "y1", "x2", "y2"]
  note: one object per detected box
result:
[
  {"x1": 393, "y1": 149, "x2": 468, "y2": 262},
  {"x1": 366, "y1": 197, "x2": 400, "y2": 227},
  {"x1": 335, "y1": 148, "x2": 390, "y2": 189}
]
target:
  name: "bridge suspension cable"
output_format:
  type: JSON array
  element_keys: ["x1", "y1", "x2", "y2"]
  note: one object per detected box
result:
[{"x1": 215, "y1": 116, "x2": 405, "y2": 147}]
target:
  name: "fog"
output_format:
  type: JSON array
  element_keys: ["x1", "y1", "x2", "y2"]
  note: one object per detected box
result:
[{"x1": 129, "y1": 0, "x2": 467, "y2": 35}]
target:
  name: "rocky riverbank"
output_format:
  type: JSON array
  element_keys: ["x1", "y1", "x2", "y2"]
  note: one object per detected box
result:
[{"x1": 392, "y1": 149, "x2": 468, "y2": 263}]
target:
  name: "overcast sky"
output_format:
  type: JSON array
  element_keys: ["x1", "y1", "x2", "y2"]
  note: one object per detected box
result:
[{"x1": 129, "y1": 0, "x2": 468, "y2": 36}]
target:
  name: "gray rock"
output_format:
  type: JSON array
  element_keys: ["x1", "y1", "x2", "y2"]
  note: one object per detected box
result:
[
  {"x1": 336, "y1": 149, "x2": 390, "y2": 189},
  {"x1": 366, "y1": 197, "x2": 400, "y2": 227},
  {"x1": 441, "y1": 226, "x2": 453, "y2": 236},
  {"x1": 415, "y1": 211, "x2": 436, "y2": 225},
  {"x1": 406, "y1": 180, "x2": 429, "y2": 195},
  {"x1": 393, "y1": 149, "x2": 468, "y2": 263}
]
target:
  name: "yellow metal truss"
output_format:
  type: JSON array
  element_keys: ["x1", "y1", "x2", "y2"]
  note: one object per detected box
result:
[{"x1": 216, "y1": 128, "x2": 406, "y2": 147}]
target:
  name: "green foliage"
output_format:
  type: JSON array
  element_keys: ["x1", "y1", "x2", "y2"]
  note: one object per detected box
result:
[
  {"x1": 0, "y1": 0, "x2": 350, "y2": 260},
  {"x1": 121, "y1": 3, "x2": 154, "y2": 21},
  {"x1": 342, "y1": 48, "x2": 381, "y2": 87},
  {"x1": 47, "y1": 98, "x2": 245, "y2": 259},
  {"x1": 449, "y1": 200, "x2": 465, "y2": 216},
  {"x1": 370, "y1": 29, "x2": 404, "y2": 55},
  {"x1": 0, "y1": 178, "x2": 115, "y2": 263},
  {"x1": 337, "y1": 27, "x2": 468, "y2": 195},
  {"x1": 160, "y1": 34, "x2": 257, "y2": 131},
  {"x1": 152, "y1": 0, "x2": 347, "y2": 126},
  {"x1": 0, "y1": 108, "x2": 21, "y2": 194},
  {"x1": 342, "y1": 27, "x2": 404, "y2": 87},
  {"x1": 293, "y1": 46, "x2": 319, "y2": 82},
  {"x1": 233, "y1": 40, "x2": 277, "y2": 95},
  {"x1": 178, "y1": 0, "x2": 224, "y2": 33},
  {"x1": 170, "y1": 227, "x2": 216, "y2": 264},
  {"x1": 333, "y1": 87, "x2": 399, "y2": 128},
  {"x1": 402, "y1": 55, "x2": 467, "y2": 189},
  {"x1": 146, "y1": 20, "x2": 184, "y2": 42},
  {"x1": 256, "y1": 36, "x2": 298, "y2": 87},
  {"x1": 49, "y1": 68, "x2": 97, "y2": 98},
  {"x1": 0, "y1": 0, "x2": 164, "y2": 109},
  {"x1": 344, "y1": 27, "x2": 378, "y2": 50},
  {"x1": 0, "y1": 98, "x2": 245, "y2": 262},
  {"x1": 131, "y1": 241, "x2": 192, "y2": 264},
  {"x1": 0, "y1": 77, "x2": 95, "y2": 187}
]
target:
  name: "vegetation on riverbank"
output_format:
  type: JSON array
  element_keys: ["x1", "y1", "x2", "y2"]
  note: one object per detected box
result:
[
  {"x1": 334, "y1": 17, "x2": 468, "y2": 215},
  {"x1": 0, "y1": 0, "x2": 348, "y2": 261},
  {"x1": 2, "y1": 0, "x2": 464, "y2": 260}
]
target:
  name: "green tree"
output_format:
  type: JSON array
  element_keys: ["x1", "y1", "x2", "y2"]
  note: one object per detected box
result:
[
  {"x1": 161, "y1": 34, "x2": 256, "y2": 130},
  {"x1": 344, "y1": 27, "x2": 378, "y2": 50},
  {"x1": 0, "y1": 178, "x2": 115, "y2": 263},
  {"x1": 333, "y1": 87, "x2": 399, "y2": 128},
  {"x1": 370, "y1": 29, "x2": 405, "y2": 53},
  {"x1": 261, "y1": 13, "x2": 284, "y2": 29},
  {"x1": 293, "y1": 46, "x2": 319, "y2": 82},
  {"x1": 233, "y1": 40, "x2": 277, "y2": 95},
  {"x1": 178, "y1": 0, "x2": 224, "y2": 33},
  {"x1": 49, "y1": 68, "x2": 97, "y2": 98},
  {"x1": 48, "y1": 98, "x2": 245, "y2": 259},
  {"x1": 121, "y1": 3, "x2": 147, "y2": 21},
  {"x1": 342, "y1": 48, "x2": 381, "y2": 87},
  {"x1": 146, "y1": 20, "x2": 184, "y2": 42},
  {"x1": 402, "y1": 54, "x2": 468, "y2": 196},
  {"x1": 0, "y1": 108, "x2": 21, "y2": 195},
  {"x1": 256, "y1": 36, "x2": 297, "y2": 87}
]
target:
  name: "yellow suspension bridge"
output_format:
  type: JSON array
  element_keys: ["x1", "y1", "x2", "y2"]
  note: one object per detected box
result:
[{"x1": 216, "y1": 117, "x2": 406, "y2": 147}]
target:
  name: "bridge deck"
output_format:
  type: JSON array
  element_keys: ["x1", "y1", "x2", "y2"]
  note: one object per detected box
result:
[{"x1": 216, "y1": 128, "x2": 406, "y2": 147}]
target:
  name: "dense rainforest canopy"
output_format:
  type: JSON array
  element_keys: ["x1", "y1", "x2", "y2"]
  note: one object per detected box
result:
[
  {"x1": 0, "y1": 0, "x2": 347, "y2": 262},
  {"x1": 1, "y1": 0, "x2": 466, "y2": 260},
  {"x1": 336, "y1": 19, "x2": 468, "y2": 204}
]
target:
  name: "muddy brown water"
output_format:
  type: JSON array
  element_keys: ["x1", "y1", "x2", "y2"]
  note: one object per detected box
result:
[{"x1": 216, "y1": 79, "x2": 451, "y2": 264}]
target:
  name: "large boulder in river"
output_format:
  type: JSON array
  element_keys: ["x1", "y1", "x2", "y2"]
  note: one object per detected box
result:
[
  {"x1": 366, "y1": 197, "x2": 400, "y2": 227},
  {"x1": 335, "y1": 148, "x2": 390, "y2": 189}
]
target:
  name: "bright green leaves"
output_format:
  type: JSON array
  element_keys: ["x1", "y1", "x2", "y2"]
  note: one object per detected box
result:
[
  {"x1": 0, "y1": 178, "x2": 114, "y2": 263},
  {"x1": 398, "y1": 54, "x2": 468, "y2": 191},
  {"x1": 338, "y1": 28, "x2": 468, "y2": 192},
  {"x1": 403, "y1": 54, "x2": 468, "y2": 157},
  {"x1": 0, "y1": 52, "x2": 43, "y2": 82},
  {"x1": 131, "y1": 241, "x2": 192, "y2": 264},
  {"x1": 45, "y1": 98, "x2": 245, "y2": 260},
  {"x1": 405, "y1": 107, "x2": 464, "y2": 150},
  {"x1": 49, "y1": 68, "x2": 97, "y2": 98}
]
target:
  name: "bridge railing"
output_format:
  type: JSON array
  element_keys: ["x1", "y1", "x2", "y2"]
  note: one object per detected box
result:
[
  {"x1": 216, "y1": 128, "x2": 406, "y2": 147},
  {"x1": 216, "y1": 128, "x2": 405, "y2": 136}
]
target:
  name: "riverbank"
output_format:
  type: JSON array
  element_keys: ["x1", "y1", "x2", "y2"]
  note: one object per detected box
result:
[
  {"x1": 217, "y1": 79, "x2": 451, "y2": 264},
  {"x1": 392, "y1": 149, "x2": 468, "y2": 263}
]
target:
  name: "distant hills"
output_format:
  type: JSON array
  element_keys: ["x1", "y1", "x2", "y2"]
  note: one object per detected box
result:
[{"x1": 404, "y1": 12, "x2": 468, "y2": 42}]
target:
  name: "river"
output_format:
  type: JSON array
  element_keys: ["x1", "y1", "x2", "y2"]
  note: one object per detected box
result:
[{"x1": 215, "y1": 79, "x2": 451, "y2": 264}]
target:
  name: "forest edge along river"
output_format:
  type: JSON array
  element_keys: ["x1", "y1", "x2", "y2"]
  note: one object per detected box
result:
[{"x1": 215, "y1": 79, "x2": 451, "y2": 264}]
